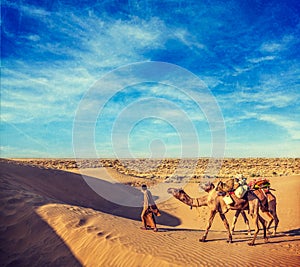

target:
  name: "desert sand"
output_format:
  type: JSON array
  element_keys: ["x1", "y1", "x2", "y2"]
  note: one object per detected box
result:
[{"x1": 0, "y1": 158, "x2": 299, "y2": 267}]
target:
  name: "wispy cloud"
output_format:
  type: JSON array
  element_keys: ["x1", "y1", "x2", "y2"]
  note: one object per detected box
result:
[
  {"x1": 247, "y1": 56, "x2": 276, "y2": 64},
  {"x1": 1, "y1": 0, "x2": 299, "y2": 157},
  {"x1": 259, "y1": 35, "x2": 295, "y2": 54},
  {"x1": 259, "y1": 114, "x2": 300, "y2": 140}
]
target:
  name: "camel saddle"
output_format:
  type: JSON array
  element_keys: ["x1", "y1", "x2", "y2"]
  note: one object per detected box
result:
[
  {"x1": 216, "y1": 179, "x2": 249, "y2": 209},
  {"x1": 253, "y1": 189, "x2": 269, "y2": 212},
  {"x1": 249, "y1": 178, "x2": 271, "y2": 190}
]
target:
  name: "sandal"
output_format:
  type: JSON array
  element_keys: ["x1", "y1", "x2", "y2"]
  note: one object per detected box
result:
[{"x1": 153, "y1": 228, "x2": 158, "y2": 232}]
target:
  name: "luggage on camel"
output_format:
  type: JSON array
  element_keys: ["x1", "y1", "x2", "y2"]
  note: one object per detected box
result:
[
  {"x1": 223, "y1": 195, "x2": 233, "y2": 205},
  {"x1": 216, "y1": 178, "x2": 248, "y2": 198},
  {"x1": 234, "y1": 185, "x2": 248, "y2": 198},
  {"x1": 248, "y1": 178, "x2": 270, "y2": 190}
]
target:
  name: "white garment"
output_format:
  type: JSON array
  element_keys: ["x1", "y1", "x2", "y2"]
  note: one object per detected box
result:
[{"x1": 143, "y1": 189, "x2": 155, "y2": 209}]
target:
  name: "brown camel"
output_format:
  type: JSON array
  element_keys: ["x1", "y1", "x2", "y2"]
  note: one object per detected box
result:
[
  {"x1": 166, "y1": 186, "x2": 251, "y2": 235},
  {"x1": 240, "y1": 188, "x2": 278, "y2": 235},
  {"x1": 168, "y1": 182, "x2": 268, "y2": 246},
  {"x1": 230, "y1": 180, "x2": 279, "y2": 236}
]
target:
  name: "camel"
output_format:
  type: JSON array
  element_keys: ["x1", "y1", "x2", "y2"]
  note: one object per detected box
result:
[
  {"x1": 231, "y1": 188, "x2": 279, "y2": 236},
  {"x1": 263, "y1": 190, "x2": 279, "y2": 235},
  {"x1": 166, "y1": 186, "x2": 251, "y2": 235},
  {"x1": 214, "y1": 177, "x2": 279, "y2": 236},
  {"x1": 228, "y1": 177, "x2": 279, "y2": 236},
  {"x1": 168, "y1": 182, "x2": 268, "y2": 246}
]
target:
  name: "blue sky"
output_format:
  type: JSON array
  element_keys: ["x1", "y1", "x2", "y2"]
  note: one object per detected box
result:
[{"x1": 1, "y1": 0, "x2": 300, "y2": 158}]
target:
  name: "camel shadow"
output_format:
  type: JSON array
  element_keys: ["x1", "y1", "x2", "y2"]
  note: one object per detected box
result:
[
  {"x1": 250, "y1": 228, "x2": 300, "y2": 246},
  {"x1": 157, "y1": 227, "x2": 202, "y2": 232},
  {"x1": 253, "y1": 237, "x2": 300, "y2": 246},
  {"x1": 206, "y1": 228, "x2": 300, "y2": 245},
  {"x1": 280, "y1": 228, "x2": 300, "y2": 236}
]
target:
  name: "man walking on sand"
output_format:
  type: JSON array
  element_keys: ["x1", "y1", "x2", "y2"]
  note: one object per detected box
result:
[{"x1": 140, "y1": 184, "x2": 161, "y2": 232}]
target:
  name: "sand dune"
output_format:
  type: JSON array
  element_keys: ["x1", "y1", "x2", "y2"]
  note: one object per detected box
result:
[{"x1": 1, "y1": 159, "x2": 299, "y2": 266}]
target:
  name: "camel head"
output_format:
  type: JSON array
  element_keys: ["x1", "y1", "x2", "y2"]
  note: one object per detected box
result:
[
  {"x1": 167, "y1": 187, "x2": 184, "y2": 197},
  {"x1": 168, "y1": 187, "x2": 208, "y2": 208},
  {"x1": 167, "y1": 188, "x2": 191, "y2": 203}
]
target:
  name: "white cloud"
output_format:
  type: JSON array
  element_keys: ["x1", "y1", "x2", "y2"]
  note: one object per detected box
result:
[
  {"x1": 1, "y1": 11, "x2": 174, "y2": 124},
  {"x1": 247, "y1": 56, "x2": 276, "y2": 63},
  {"x1": 219, "y1": 82, "x2": 298, "y2": 110},
  {"x1": 260, "y1": 42, "x2": 283, "y2": 53},
  {"x1": 26, "y1": 34, "x2": 41, "y2": 42},
  {"x1": 173, "y1": 29, "x2": 206, "y2": 51},
  {"x1": 259, "y1": 114, "x2": 300, "y2": 140},
  {"x1": 259, "y1": 35, "x2": 295, "y2": 54},
  {"x1": 225, "y1": 111, "x2": 300, "y2": 141},
  {"x1": 1, "y1": 67, "x2": 94, "y2": 123}
]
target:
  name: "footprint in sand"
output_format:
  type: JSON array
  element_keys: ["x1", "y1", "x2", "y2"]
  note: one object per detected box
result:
[
  {"x1": 95, "y1": 231, "x2": 119, "y2": 242},
  {"x1": 97, "y1": 231, "x2": 104, "y2": 237},
  {"x1": 68, "y1": 206, "x2": 81, "y2": 214},
  {"x1": 86, "y1": 225, "x2": 99, "y2": 233},
  {"x1": 75, "y1": 218, "x2": 86, "y2": 227},
  {"x1": 104, "y1": 233, "x2": 119, "y2": 242}
]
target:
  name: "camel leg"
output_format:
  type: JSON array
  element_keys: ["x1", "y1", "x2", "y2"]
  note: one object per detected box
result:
[
  {"x1": 265, "y1": 210, "x2": 279, "y2": 236},
  {"x1": 248, "y1": 198, "x2": 264, "y2": 246},
  {"x1": 248, "y1": 213, "x2": 259, "y2": 246},
  {"x1": 219, "y1": 213, "x2": 232, "y2": 243},
  {"x1": 258, "y1": 214, "x2": 268, "y2": 243},
  {"x1": 230, "y1": 210, "x2": 240, "y2": 235},
  {"x1": 271, "y1": 210, "x2": 279, "y2": 236},
  {"x1": 231, "y1": 210, "x2": 238, "y2": 234},
  {"x1": 231, "y1": 210, "x2": 251, "y2": 236},
  {"x1": 263, "y1": 211, "x2": 274, "y2": 235},
  {"x1": 268, "y1": 199, "x2": 279, "y2": 236},
  {"x1": 241, "y1": 210, "x2": 251, "y2": 236},
  {"x1": 200, "y1": 210, "x2": 216, "y2": 242}
]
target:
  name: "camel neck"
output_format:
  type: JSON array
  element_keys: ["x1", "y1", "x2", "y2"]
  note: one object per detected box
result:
[{"x1": 191, "y1": 195, "x2": 208, "y2": 207}]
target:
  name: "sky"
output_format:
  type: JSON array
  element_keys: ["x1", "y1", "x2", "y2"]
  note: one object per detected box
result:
[{"x1": 1, "y1": 0, "x2": 300, "y2": 159}]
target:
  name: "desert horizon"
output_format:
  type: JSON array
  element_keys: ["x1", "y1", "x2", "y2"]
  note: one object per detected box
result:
[{"x1": 6, "y1": 157, "x2": 300, "y2": 179}]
